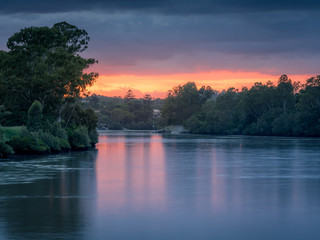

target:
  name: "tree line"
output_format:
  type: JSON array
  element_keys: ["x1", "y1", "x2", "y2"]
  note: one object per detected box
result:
[
  {"x1": 84, "y1": 91, "x2": 164, "y2": 130},
  {"x1": 0, "y1": 22, "x2": 98, "y2": 157},
  {"x1": 161, "y1": 75, "x2": 320, "y2": 136}
]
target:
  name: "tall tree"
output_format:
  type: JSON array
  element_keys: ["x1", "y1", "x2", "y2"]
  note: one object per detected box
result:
[
  {"x1": 0, "y1": 22, "x2": 98, "y2": 125},
  {"x1": 295, "y1": 75, "x2": 320, "y2": 136},
  {"x1": 161, "y1": 82, "x2": 203, "y2": 125},
  {"x1": 276, "y1": 74, "x2": 295, "y2": 113},
  {"x1": 27, "y1": 100, "x2": 43, "y2": 131}
]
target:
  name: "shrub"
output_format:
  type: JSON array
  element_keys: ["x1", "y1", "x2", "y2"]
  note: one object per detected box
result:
[
  {"x1": 27, "y1": 100, "x2": 43, "y2": 131},
  {"x1": 88, "y1": 129, "x2": 98, "y2": 147},
  {"x1": 184, "y1": 114, "x2": 207, "y2": 134},
  {"x1": 38, "y1": 130, "x2": 61, "y2": 152},
  {"x1": 8, "y1": 129, "x2": 49, "y2": 154},
  {"x1": 0, "y1": 126, "x2": 25, "y2": 141},
  {"x1": 0, "y1": 141, "x2": 14, "y2": 158},
  {"x1": 58, "y1": 138, "x2": 71, "y2": 150},
  {"x1": 42, "y1": 121, "x2": 71, "y2": 150},
  {"x1": 44, "y1": 121, "x2": 68, "y2": 139},
  {"x1": 0, "y1": 130, "x2": 14, "y2": 157},
  {"x1": 67, "y1": 125, "x2": 91, "y2": 149}
]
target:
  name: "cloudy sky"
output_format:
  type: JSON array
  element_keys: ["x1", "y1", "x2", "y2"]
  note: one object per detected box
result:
[{"x1": 1, "y1": 0, "x2": 319, "y2": 97}]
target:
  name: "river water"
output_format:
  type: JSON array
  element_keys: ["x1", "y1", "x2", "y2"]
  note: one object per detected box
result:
[{"x1": 1, "y1": 131, "x2": 320, "y2": 239}]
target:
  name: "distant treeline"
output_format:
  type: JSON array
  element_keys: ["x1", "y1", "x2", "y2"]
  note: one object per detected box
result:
[
  {"x1": 83, "y1": 91, "x2": 164, "y2": 130},
  {"x1": 83, "y1": 74, "x2": 320, "y2": 137},
  {"x1": 161, "y1": 75, "x2": 320, "y2": 137}
]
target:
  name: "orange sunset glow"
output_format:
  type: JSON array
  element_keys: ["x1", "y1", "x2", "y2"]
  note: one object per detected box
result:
[{"x1": 89, "y1": 71, "x2": 311, "y2": 98}]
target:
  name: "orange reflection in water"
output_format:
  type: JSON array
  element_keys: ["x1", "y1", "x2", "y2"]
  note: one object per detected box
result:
[{"x1": 95, "y1": 134, "x2": 166, "y2": 213}]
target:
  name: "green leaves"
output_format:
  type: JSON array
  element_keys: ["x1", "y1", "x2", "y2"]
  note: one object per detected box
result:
[
  {"x1": 161, "y1": 82, "x2": 214, "y2": 125},
  {"x1": 7, "y1": 21, "x2": 90, "y2": 55},
  {"x1": 0, "y1": 22, "x2": 98, "y2": 125},
  {"x1": 166, "y1": 75, "x2": 320, "y2": 136},
  {"x1": 27, "y1": 100, "x2": 42, "y2": 131}
]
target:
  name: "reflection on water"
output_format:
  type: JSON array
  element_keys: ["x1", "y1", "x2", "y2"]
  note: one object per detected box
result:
[
  {"x1": 96, "y1": 134, "x2": 166, "y2": 213},
  {"x1": 0, "y1": 151, "x2": 98, "y2": 239},
  {"x1": 1, "y1": 132, "x2": 320, "y2": 239}
]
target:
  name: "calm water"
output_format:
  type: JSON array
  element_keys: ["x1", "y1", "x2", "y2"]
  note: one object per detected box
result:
[{"x1": 1, "y1": 132, "x2": 320, "y2": 240}]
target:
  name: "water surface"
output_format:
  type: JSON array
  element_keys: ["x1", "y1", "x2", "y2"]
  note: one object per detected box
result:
[{"x1": 1, "y1": 132, "x2": 320, "y2": 239}]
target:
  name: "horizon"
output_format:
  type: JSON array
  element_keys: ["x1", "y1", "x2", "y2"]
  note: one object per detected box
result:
[{"x1": 88, "y1": 72, "x2": 312, "y2": 99}]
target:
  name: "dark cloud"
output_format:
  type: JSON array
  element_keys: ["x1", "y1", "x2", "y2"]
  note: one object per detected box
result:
[
  {"x1": 0, "y1": 1, "x2": 319, "y2": 76},
  {"x1": 1, "y1": 0, "x2": 320, "y2": 14},
  {"x1": 67, "y1": 10, "x2": 318, "y2": 76}
]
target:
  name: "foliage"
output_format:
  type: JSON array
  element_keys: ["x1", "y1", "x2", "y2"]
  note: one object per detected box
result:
[
  {"x1": 58, "y1": 138, "x2": 72, "y2": 150},
  {"x1": 0, "y1": 105, "x2": 11, "y2": 124},
  {"x1": 27, "y1": 100, "x2": 43, "y2": 131},
  {"x1": 294, "y1": 75, "x2": 320, "y2": 136},
  {"x1": 42, "y1": 121, "x2": 71, "y2": 151},
  {"x1": 0, "y1": 22, "x2": 98, "y2": 156},
  {"x1": 61, "y1": 104, "x2": 98, "y2": 146},
  {"x1": 67, "y1": 125, "x2": 91, "y2": 149},
  {"x1": 8, "y1": 129, "x2": 49, "y2": 154},
  {"x1": 0, "y1": 21, "x2": 98, "y2": 125},
  {"x1": 124, "y1": 90, "x2": 135, "y2": 100},
  {"x1": 83, "y1": 92, "x2": 159, "y2": 130},
  {"x1": 0, "y1": 126, "x2": 25, "y2": 142},
  {"x1": 164, "y1": 75, "x2": 320, "y2": 137},
  {"x1": 0, "y1": 129, "x2": 14, "y2": 157},
  {"x1": 0, "y1": 140, "x2": 14, "y2": 158},
  {"x1": 37, "y1": 130, "x2": 61, "y2": 152},
  {"x1": 161, "y1": 82, "x2": 216, "y2": 125},
  {"x1": 108, "y1": 122, "x2": 123, "y2": 130},
  {"x1": 184, "y1": 113, "x2": 207, "y2": 134}
]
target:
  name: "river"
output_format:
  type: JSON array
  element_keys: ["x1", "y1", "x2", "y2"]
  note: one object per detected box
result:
[{"x1": 1, "y1": 131, "x2": 320, "y2": 239}]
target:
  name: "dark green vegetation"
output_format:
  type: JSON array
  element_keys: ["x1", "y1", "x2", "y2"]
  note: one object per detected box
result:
[
  {"x1": 161, "y1": 75, "x2": 320, "y2": 136},
  {"x1": 83, "y1": 91, "x2": 164, "y2": 130},
  {"x1": 0, "y1": 22, "x2": 98, "y2": 158}
]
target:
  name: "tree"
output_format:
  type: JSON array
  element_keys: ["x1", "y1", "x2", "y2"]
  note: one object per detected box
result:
[
  {"x1": 0, "y1": 105, "x2": 11, "y2": 125},
  {"x1": 276, "y1": 74, "x2": 295, "y2": 113},
  {"x1": 143, "y1": 94, "x2": 152, "y2": 105},
  {"x1": 161, "y1": 82, "x2": 202, "y2": 125},
  {"x1": 203, "y1": 88, "x2": 240, "y2": 134},
  {"x1": 27, "y1": 100, "x2": 43, "y2": 131},
  {"x1": 124, "y1": 90, "x2": 135, "y2": 100},
  {"x1": 240, "y1": 82, "x2": 276, "y2": 122},
  {"x1": 198, "y1": 86, "x2": 216, "y2": 103},
  {"x1": 89, "y1": 93, "x2": 100, "y2": 109},
  {"x1": 295, "y1": 75, "x2": 320, "y2": 136},
  {"x1": 0, "y1": 22, "x2": 98, "y2": 125}
]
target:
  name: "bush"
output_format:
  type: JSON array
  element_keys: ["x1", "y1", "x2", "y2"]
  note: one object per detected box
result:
[
  {"x1": 67, "y1": 125, "x2": 91, "y2": 149},
  {"x1": 38, "y1": 130, "x2": 61, "y2": 152},
  {"x1": 0, "y1": 141, "x2": 14, "y2": 157},
  {"x1": 0, "y1": 130, "x2": 14, "y2": 157},
  {"x1": 58, "y1": 138, "x2": 71, "y2": 150},
  {"x1": 185, "y1": 114, "x2": 207, "y2": 134},
  {"x1": 88, "y1": 129, "x2": 98, "y2": 147},
  {"x1": 50, "y1": 121, "x2": 68, "y2": 139},
  {"x1": 8, "y1": 129, "x2": 49, "y2": 154},
  {"x1": 27, "y1": 100, "x2": 43, "y2": 131},
  {"x1": 272, "y1": 113, "x2": 295, "y2": 136},
  {"x1": 42, "y1": 121, "x2": 71, "y2": 150},
  {"x1": 0, "y1": 126, "x2": 25, "y2": 141}
]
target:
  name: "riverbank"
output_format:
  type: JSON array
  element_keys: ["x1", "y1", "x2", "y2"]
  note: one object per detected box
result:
[{"x1": 0, "y1": 124, "x2": 98, "y2": 158}]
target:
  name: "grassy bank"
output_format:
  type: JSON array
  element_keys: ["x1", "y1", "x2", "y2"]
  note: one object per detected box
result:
[{"x1": 0, "y1": 123, "x2": 98, "y2": 158}]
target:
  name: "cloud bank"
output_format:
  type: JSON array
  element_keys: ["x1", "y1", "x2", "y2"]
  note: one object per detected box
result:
[{"x1": 0, "y1": 0, "x2": 319, "y2": 96}]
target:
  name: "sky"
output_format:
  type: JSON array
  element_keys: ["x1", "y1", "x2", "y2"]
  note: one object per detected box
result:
[{"x1": 0, "y1": 0, "x2": 319, "y2": 98}]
